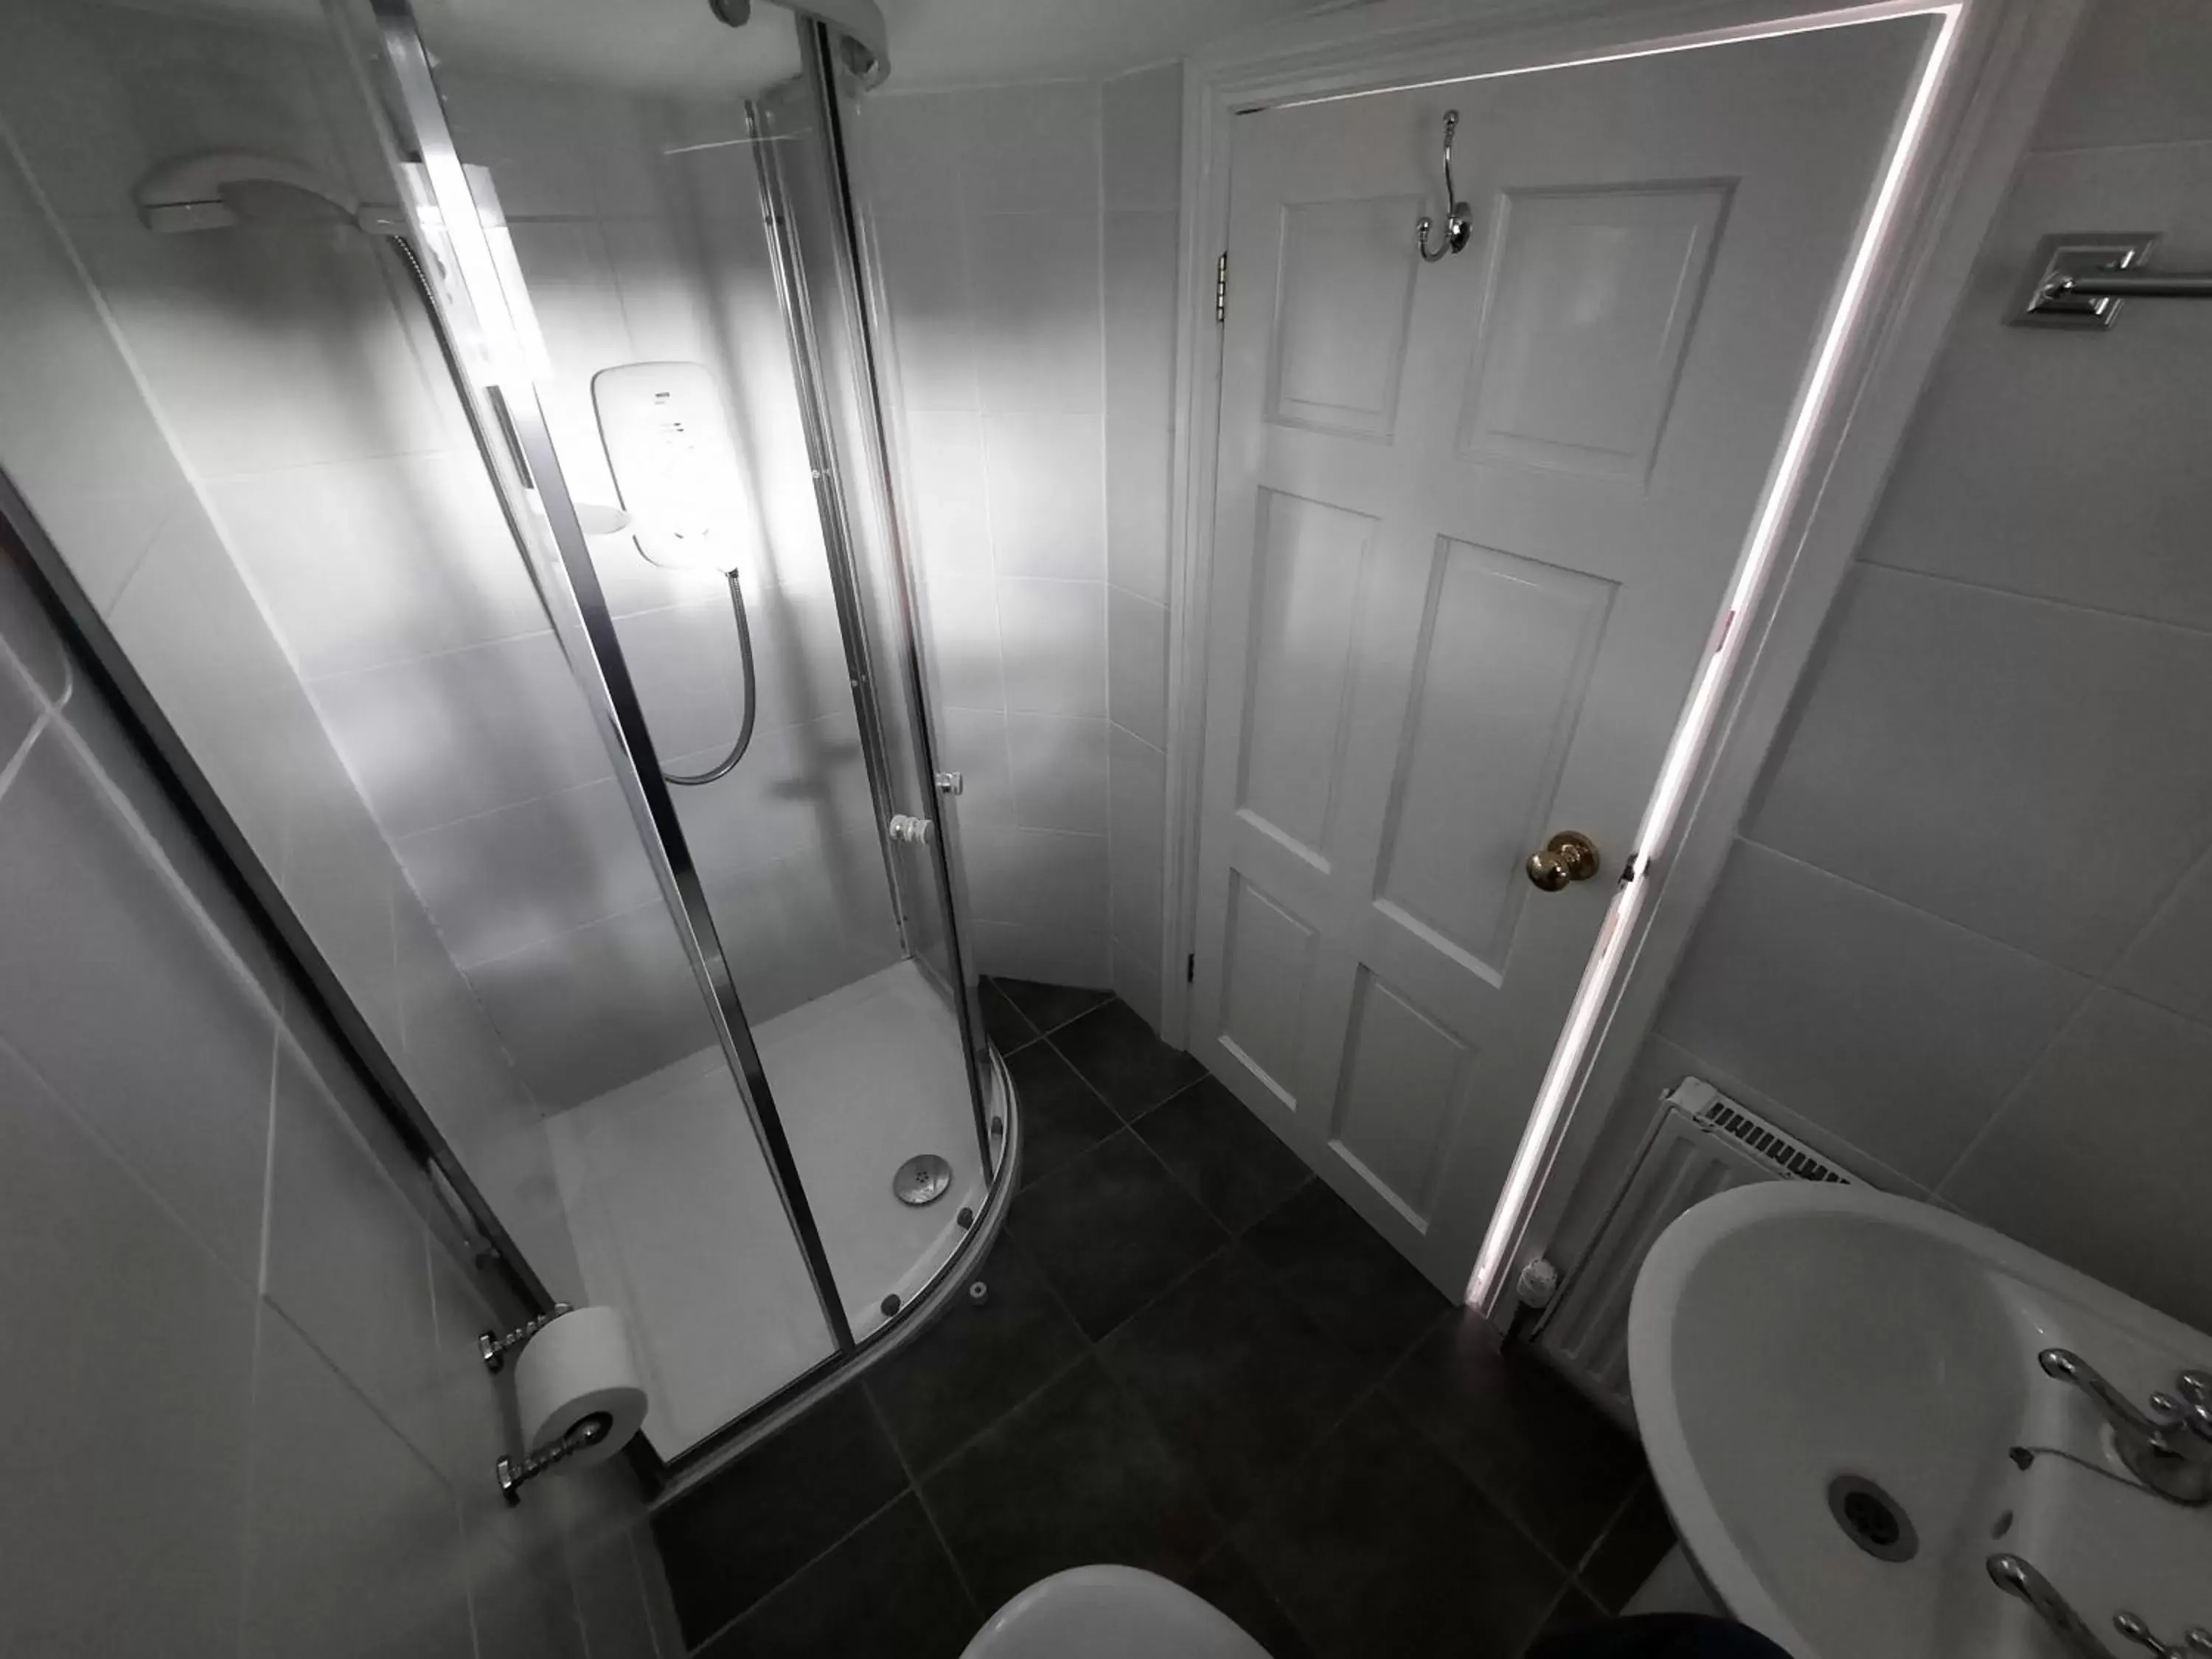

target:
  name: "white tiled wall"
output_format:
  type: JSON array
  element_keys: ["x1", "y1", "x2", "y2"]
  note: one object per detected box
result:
[
  {"x1": 0, "y1": 551, "x2": 673, "y2": 1658},
  {"x1": 0, "y1": 15, "x2": 582, "y2": 1299},
  {"x1": 0, "y1": 0, "x2": 900, "y2": 1130},
  {"x1": 860, "y1": 63, "x2": 1182, "y2": 1009},
  {"x1": 1580, "y1": 0, "x2": 2212, "y2": 1335}
]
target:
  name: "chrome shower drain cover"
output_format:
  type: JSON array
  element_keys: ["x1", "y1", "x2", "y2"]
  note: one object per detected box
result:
[{"x1": 893, "y1": 1153, "x2": 953, "y2": 1207}]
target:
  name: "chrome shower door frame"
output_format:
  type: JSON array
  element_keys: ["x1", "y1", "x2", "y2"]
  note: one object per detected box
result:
[
  {"x1": 352, "y1": 0, "x2": 857, "y2": 1351},
  {"x1": 773, "y1": 24, "x2": 1000, "y2": 1168}
]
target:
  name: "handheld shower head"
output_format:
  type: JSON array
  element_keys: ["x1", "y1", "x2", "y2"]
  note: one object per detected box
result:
[{"x1": 133, "y1": 150, "x2": 404, "y2": 234}]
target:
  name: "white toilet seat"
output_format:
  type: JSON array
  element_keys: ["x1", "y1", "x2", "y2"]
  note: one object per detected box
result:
[{"x1": 961, "y1": 1565, "x2": 1275, "y2": 1659}]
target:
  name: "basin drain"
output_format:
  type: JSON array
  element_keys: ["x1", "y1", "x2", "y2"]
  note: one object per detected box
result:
[
  {"x1": 894, "y1": 1153, "x2": 953, "y2": 1206},
  {"x1": 1828, "y1": 1474, "x2": 1916, "y2": 1563}
]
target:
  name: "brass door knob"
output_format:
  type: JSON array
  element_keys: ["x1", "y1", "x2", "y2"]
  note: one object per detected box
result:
[{"x1": 1526, "y1": 831, "x2": 1600, "y2": 892}]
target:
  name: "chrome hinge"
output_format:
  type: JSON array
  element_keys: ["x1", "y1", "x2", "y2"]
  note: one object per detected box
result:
[{"x1": 1214, "y1": 251, "x2": 1227, "y2": 324}]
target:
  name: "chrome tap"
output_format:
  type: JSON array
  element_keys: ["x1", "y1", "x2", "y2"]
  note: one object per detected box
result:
[
  {"x1": 2038, "y1": 1349, "x2": 2212, "y2": 1505},
  {"x1": 1989, "y1": 1556, "x2": 2122, "y2": 1659},
  {"x1": 2112, "y1": 1611, "x2": 2212, "y2": 1658}
]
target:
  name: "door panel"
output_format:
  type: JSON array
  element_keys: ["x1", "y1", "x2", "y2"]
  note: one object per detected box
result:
[
  {"x1": 1374, "y1": 538, "x2": 1618, "y2": 982},
  {"x1": 1460, "y1": 184, "x2": 1729, "y2": 481},
  {"x1": 1193, "y1": 17, "x2": 1938, "y2": 1295},
  {"x1": 1237, "y1": 489, "x2": 1375, "y2": 866},
  {"x1": 1271, "y1": 196, "x2": 1424, "y2": 439}
]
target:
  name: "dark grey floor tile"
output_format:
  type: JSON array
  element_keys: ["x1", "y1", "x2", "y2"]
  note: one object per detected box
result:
[
  {"x1": 1234, "y1": 1397, "x2": 1562, "y2": 1659},
  {"x1": 1525, "y1": 1585, "x2": 1610, "y2": 1656},
  {"x1": 1005, "y1": 1040, "x2": 1119, "y2": 1190},
  {"x1": 864, "y1": 1232, "x2": 1088, "y2": 1473},
  {"x1": 1135, "y1": 1077, "x2": 1311, "y2": 1231},
  {"x1": 1048, "y1": 998, "x2": 1206, "y2": 1120},
  {"x1": 919, "y1": 1357, "x2": 1220, "y2": 1615},
  {"x1": 653, "y1": 1386, "x2": 909, "y2": 1646},
  {"x1": 1182, "y1": 1540, "x2": 1319, "y2": 1659},
  {"x1": 980, "y1": 980, "x2": 1038, "y2": 1054},
  {"x1": 697, "y1": 1495, "x2": 975, "y2": 1659},
  {"x1": 1242, "y1": 1180, "x2": 1448, "y2": 1368},
  {"x1": 1010, "y1": 1130, "x2": 1227, "y2": 1340},
  {"x1": 994, "y1": 977, "x2": 1112, "y2": 1035},
  {"x1": 1580, "y1": 1478, "x2": 1676, "y2": 1611},
  {"x1": 1102, "y1": 1248, "x2": 1370, "y2": 1523},
  {"x1": 1385, "y1": 1313, "x2": 1644, "y2": 1568}
]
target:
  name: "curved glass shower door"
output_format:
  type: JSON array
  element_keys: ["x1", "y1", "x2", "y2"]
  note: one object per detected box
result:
[
  {"x1": 346, "y1": 0, "x2": 1004, "y2": 1451},
  {"x1": 0, "y1": 0, "x2": 1004, "y2": 1467}
]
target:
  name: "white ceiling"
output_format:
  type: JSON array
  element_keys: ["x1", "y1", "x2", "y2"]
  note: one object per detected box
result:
[{"x1": 149, "y1": 0, "x2": 1335, "y2": 95}]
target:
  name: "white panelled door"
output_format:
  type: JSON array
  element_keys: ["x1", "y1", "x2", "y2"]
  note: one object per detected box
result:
[{"x1": 1191, "y1": 18, "x2": 1936, "y2": 1295}]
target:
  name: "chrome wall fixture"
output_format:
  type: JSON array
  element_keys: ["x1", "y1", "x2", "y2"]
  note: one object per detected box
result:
[
  {"x1": 1415, "y1": 110, "x2": 1472, "y2": 262},
  {"x1": 2011, "y1": 232, "x2": 2212, "y2": 329},
  {"x1": 479, "y1": 1305, "x2": 572, "y2": 1373}
]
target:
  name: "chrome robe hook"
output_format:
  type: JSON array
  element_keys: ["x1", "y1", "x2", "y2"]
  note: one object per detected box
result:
[{"x1": 1416, "y1": 110, "x2": 1471, "y2": 262}]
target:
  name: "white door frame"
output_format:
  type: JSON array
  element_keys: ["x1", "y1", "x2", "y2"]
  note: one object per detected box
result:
[{"x1": 1158, "y1": 0, "x2": 2087, "y2": 1315}]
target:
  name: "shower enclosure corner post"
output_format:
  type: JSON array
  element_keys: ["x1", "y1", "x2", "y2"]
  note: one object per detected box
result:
[
  {"x1": 787, "y1": 21, "x2": 1002, "y2": 1172},
  {"x1": 345, "y1": 0, "x2": 856, "y2": 1352}
]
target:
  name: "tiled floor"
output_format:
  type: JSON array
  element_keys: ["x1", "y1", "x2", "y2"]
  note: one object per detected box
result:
[{"x1": 652, "y1": 979, "x2": 1677, "y2": 1658}]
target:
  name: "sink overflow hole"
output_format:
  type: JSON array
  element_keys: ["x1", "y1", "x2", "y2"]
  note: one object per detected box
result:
[{"x1": 1828, "y1": 1475, "x2": 1918, "y2": 1564}]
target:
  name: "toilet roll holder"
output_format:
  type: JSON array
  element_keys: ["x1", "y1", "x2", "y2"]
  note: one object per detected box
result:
[
  {"x1": 479, "y1": 1303, "x2": 571, "y2": 1372},
  {"x1": 496, "y1": 1411, "x2": 613, "y2": 1506}
]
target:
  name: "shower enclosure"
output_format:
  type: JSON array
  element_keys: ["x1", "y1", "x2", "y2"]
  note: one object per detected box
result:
[{"x1": 0, "y1": 0, "x2": 1012, "y2": 1467}]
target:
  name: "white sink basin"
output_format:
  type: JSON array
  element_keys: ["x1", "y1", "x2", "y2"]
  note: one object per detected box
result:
[{"x1": 1628, "y1": 1183, "x2": 2212, "y2": 1658}]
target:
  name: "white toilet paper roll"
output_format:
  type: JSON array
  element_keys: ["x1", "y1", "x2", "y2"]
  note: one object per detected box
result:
[{"x1": 515, "y1": 1304, "x2": 647, "y2": 1468}]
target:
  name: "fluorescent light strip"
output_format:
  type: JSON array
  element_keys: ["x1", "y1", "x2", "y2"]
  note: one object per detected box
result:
[
  {"x1": 1281, "y1": 0, "x2": 1958, "y2": 108},
  {"x1": 1466, "y1": 1, "x2": 1965, "y2": 1309}
]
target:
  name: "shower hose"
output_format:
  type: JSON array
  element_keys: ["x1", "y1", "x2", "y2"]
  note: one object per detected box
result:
[{"x1": 661, "y1": 572, "x2": 759, "y2": 787}]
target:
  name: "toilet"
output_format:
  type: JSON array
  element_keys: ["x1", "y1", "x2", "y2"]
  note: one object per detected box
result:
[{"x1": 961, "y1": 1565, "x2": 1274, "y2": 1659}]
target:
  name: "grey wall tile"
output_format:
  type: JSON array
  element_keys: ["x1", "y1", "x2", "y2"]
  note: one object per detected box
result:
[
  {"x1": 1857, "y1": 142, "x2": 2212, "y2": 631},
  {"x1": 972, "y1": 917, "x2": 1112, "y2": 988},
  {"x1": 1106, "y1": 415, "x2": 1172, "y2": 605},
  {"x1": 1103, "y1": 63, "x2": 1183, "y2": 212},
  {"x1": 1657, "y1": 840, "x2": 2087, "y2": 1189},
  {"x1": 397, "y1": 778, "x2": 661, "y2": 970},
  {"x1": 1748, "y1": 565, "x2": 2212, "y2": 975},
  {"x1": 1105, "y1": 209, "x2": 1179, "y2": 425},
  {"x1": 875, "y1": 209, "x2": 979, "y2": 414},
  {"x1": 242, "y1": 1307, "x2": 476, "y2": 1659},
  {"x1": 0, "y1": 146, "x2": 188, "y2": 613},
  {"x1": 962, "y1": 821, "x2": 1111, "y2": 936},
  {"x1": 2028, "y1": 0, "x2": 2212, "y2": 151},
  {"x1": 1109, "y1": 723, "x2": 1167, "y2": 966},
  {"x1": 984, "y1": 413, "x2": 1107, "y2": 580},
  {"x1": 969, "y1": 209, "x2": 1102, "y2": 416},
  {"x1": 2109, "y1": 844, "x2": 2212, "y2": 1029},
  {"x1": 956, "y1": 81, "x2": 1100, "y2": 215},
  {"x1": 1108, "y1": 585, "x2": 1169, "y2": 749},
  {"x1": 0, "y1": 725, "x2": 279, "y2": 1279},
  {"x1": 312, "y1": 630, "x2": 613, "y2": 840},
  {"x1": 998, "y1": 577, "x2": 1106, "y2": 717},
  {"x1": 1007, "y1": 709, "x2": 1110, "y2": 833},
  {"x1": 465, "y1": 900, "x2": 721, "y2": 1110},
  {"x1": 264, "y1": 1023, "x2": 442, "y2": 1461},
  {"x1": 854, "y1": 91, "x2": 964, "y2": 222},
  {"x1": 205, "y1": 452, "x2": 543, "y2": 679},
  {"x1": 0, "y1": 1039, "x2": 254, "y2": 1658},
  {"x1": 1942, "y1": 990, "x2": 2212, "y2": 1333}
]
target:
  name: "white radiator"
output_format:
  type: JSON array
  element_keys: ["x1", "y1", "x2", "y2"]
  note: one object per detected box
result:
[{"x1": 1534, "y1": 1076, "x2": 1853, "y2": 1429}]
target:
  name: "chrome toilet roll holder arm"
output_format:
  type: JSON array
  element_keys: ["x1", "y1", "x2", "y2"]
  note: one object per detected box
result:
[
  {"x1": 496, "y1": 1410, "x2": 612, "y2": 1506},
  {"x1": 479, "y1": 1303, "x2": 571, "y2": 1372}
]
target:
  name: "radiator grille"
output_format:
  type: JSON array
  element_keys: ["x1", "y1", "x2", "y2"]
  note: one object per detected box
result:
[{"x1": 1534, "y1": 1077, "x2": 1854, "y2": 1428}]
